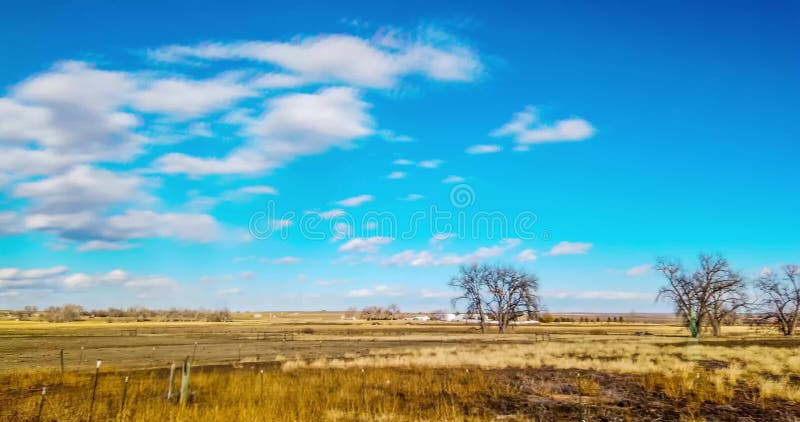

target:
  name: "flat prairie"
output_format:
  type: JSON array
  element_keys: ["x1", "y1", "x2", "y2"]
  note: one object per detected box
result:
[{"x1": 1, "y1": 314, "x2": 798, "y2": 421}]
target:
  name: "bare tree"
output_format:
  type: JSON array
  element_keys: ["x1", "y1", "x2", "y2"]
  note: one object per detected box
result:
[
  {"x1": 450, "y1": 264, "x2": 540, "y2": 333},
  {"x1": 756, "y1": 265, "x2": 800, "y2": 336},
  {"x1": 449, "y1": 265, "x2": 489, "y2": 333},
  {"x1": 656, "y1": 254, "x2": 747, "y2": 337}
]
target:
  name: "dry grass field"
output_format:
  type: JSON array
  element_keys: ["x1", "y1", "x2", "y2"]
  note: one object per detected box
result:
[{"x1": 1, "y1": 314, "x2": 799, "y2": 421}]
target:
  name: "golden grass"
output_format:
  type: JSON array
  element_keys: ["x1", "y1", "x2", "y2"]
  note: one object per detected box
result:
[
  {"x1": 282, "y1": 336, "x2": 800, "y2": 404},
  {"x1": 2, "y1": 366, "x2": 506, "y2": 422},
  {"x1": 2, "y1": 320, "x2": 799, "y2": 420}
]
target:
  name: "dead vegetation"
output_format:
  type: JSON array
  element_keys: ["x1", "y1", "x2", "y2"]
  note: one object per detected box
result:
[{"x1": 1, "y1": 318, "x2": 799, "y2": 420}]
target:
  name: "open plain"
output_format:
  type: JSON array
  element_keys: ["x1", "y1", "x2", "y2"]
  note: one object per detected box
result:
[{"x1": 1, "y1": 313, "x2": 799, "y2": 421}]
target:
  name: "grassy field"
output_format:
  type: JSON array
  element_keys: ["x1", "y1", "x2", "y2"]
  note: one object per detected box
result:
[{"x1": 1, "y1": 315, "x2": 799, "y2": 421}]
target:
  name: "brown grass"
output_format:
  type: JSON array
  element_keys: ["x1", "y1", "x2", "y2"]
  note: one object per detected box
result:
[{"x1": 1, "y1": 319, "x2": 799, "y2": 420}]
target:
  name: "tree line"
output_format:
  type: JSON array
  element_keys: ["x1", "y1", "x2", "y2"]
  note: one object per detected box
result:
[
  {"x1": 447, "y1": 256, "x2": 800, "y2": 338},
  {"x1": 656, "y1": 254, "x2": 800, "y2": 337},
  {"x1": 9, "y1": 305, "x2": 234, "y2": 323}
]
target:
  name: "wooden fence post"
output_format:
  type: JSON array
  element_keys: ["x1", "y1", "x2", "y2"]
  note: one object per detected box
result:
[
  {"x1": 119, "y1": 376, "x2": 129, "y2": 420},
  {"x1": 179, "y1": 356, "x2": 191, "y2": 405},
  {"x1": 167, "y1": 363, "x2": 176, "y2": 401},
  {"x1": 259, "y1": 369, "x2": 264, "y2": 403}
]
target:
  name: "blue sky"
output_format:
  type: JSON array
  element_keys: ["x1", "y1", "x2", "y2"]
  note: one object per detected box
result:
[{"x1": 0, "y1": 1, "x2": 798, "y2": 312}]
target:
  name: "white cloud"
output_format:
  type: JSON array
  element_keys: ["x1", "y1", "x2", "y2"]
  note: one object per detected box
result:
[
  {"x1": 379, "y1": 129, "x2": 414, "y2": 143},
  {"x1": 150, "y1": 30, "x2": 481, "y2": 88},
  {"x1": 387, "y1": 171, "x2": 406, "y2": 179},
  {"x1": 316, "y1": 209, "x2": 346, "y2": 219},
  {"x1": 217, "y1": 287, "x2": 242, "y2": 296},
  {"x1": 102, "y1": 210, "x2": 218, "y2": 242},
  {"x1": 270, "y1": 219, "x2": 292, "y2": 230},
  {"x1": 2, "y1": 62, "x2": 146, "y2": 166},
  {"x1": 267, "y1": 256, "x2": 301, "y2": 264},
  {"x1": 234, "y1": 185, "x2": 278, "y2": 195},
  {"x1": 466, "y1": 144, "x2": 502, "y2": 154},
  {"x1": 131, "y1": 76, "x2": 255, "y2": 118},
  {"x1": 77, "y1": 240, "x2": 140, "y2": 252},
  {"x1": 339, "y1": 236, "x2": 392, "y2": 253},
  {"x1": 417, "y1": 159, "x2": 443, "y2": 168},
  {"x1": 155, "y1": 149, "x2": 273, "y2": 176},
  {"x1": 491, "y1": 105, "x2": 594, "y2": 146},
  {"x1": 399, "y1": 193, "x2": 424, "y2": 201},
  {"x1": 155, "y1": 87, "x2": 373, "y2": 176},
  {"x1": 430, "y1": 233, "x2": 455, "y2": 243},
  {"x1": 625, "y1": 264, "x2": 652, "y2": 277},
  {"x1": 346, "y1": 284, "x2": 404, "y2": 297},
  {"x1": 250, "y1": 72, "x2": 307, "y2": 89},
  {"x1": 336, "y1": 194, "x2": 374, "y2": 207},
  {"x1": 13, "y1": 165, "x2": 147, "y2": 213},
  {"x1": 386, "y1": 239, "x2": 521, "y2": 267},
  {"x1": 516, "y1": 249, "x2": 537, "y2": 262},
  {"x1": 0, "y1": 211, "x2": 24, "y2": 235},
  {"x1": 0, "y1": 266, "x2": 177, "y2": 292},
  {"x1": 386, "y1": 250, "x2": 436, "y2": 267},
  {"x1": 0, "y1": 148, "x2": 88, "y2": 177},
  {"x1": 392, "y1": 159, "x2": 414, "y2": 166},
  {"x1": 0, "y1": 266, "x2": 69, "y2": 288},
  {"x1": 442, "y1": 175, "x2": 464, "y2": 184},
  {"x1": 545, "y1": 241, "x2": 593, "y2": 256}
]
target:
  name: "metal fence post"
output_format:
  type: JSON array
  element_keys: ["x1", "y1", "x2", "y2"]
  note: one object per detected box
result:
[
  {"x1": 36, "y1": 386, "x2": 46, "y2": 422},
  {"x1": 88, "y1": 360, "x2": 102, "y2": 422}
]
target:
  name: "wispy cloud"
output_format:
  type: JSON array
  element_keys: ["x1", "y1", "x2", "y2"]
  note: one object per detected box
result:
[
  {"x1": 442, "y1": 175, "x2": 464, "y2": 184},
  {"x1": 491, "y1": 105, "x2": 594, "y2": 147},
  {"x1": 545, "y1": 241, "x2": 593, "y2": 256},
  {"x1": 336, "y1": 194, "x2": 374, "y2": 207},
  {"x1": 466, "y1": 144, "x2": 502, "y2": 154},
  {"x1": 625, "y1": 264, "x2": 652, "y2": 277},
  {"x1": 339, "y1": 236, "x2": 393, "y2": 253}
]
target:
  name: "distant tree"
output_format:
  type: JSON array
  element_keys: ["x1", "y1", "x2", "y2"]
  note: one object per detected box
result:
[
  {"x1": 45, "y1": 304, "x2": 84, "y2": 323},
  {"x1": 656, "y1": 254, "x2": 748, "y2": 337},
  {"x1": 450, "y1": 264, "x2": 540, "y2": 333},
  {"x1": 618, "y1": 316, "x2": 624, "y2": 323},
  {"x1": 540, "y1": 313, "x2": 554, "y2": 323},
  {"x1": 386, "y1": 304, "x2": 402, "y2": 320},
  {"x1": 756, "y1": 265, "x2": 800, "y2": 336},
  {"x1": 359, "y1": 305, "x2": 399, "y2": 321}
]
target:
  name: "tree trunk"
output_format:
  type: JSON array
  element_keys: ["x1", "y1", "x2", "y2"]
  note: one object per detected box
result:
[{"x1": 710, "y1": 320, "x2": 721, "y2": 337}]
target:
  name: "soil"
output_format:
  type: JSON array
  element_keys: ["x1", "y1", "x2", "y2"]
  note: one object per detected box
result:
[{"x1": 484, "y1": 368, "x2": 800, "y2": 421}]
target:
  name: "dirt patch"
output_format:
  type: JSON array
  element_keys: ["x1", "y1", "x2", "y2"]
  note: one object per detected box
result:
[
  {"x1": 697, "y1": 359, "x2": 729, "y2": 370},
  {"x1": 483, "y1": 368, "x2": 800, "y2": 421}
]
